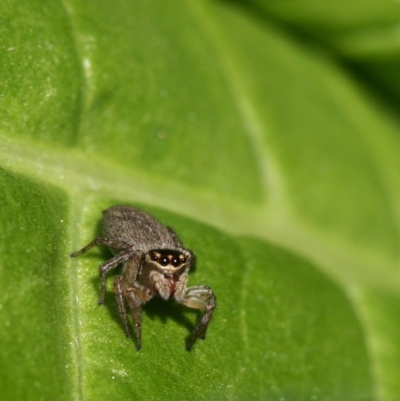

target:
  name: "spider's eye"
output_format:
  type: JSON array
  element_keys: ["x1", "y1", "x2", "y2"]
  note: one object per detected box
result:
[
  {"x1": 160, "y1": 257, "x2": 169, "y2": 266},
  {"x1": 171, "y1": 257, "x2": 180, "y2": 267},
  {"x1": 150, "y1": 252, "x2": 158, "y2": 261}
]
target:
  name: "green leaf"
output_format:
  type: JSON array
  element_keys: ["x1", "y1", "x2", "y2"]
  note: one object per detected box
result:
[
  {"x1": 1, "y1": 0, "x2": 400, "y2": 400},
  {"x1": 0, "y1": 170, "x2": 73, "y2": 400}
]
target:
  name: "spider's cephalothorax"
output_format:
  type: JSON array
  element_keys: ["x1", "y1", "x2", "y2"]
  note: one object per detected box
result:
[{"x1": 71, "y1": 205, "x2": 216, "y2": 350}]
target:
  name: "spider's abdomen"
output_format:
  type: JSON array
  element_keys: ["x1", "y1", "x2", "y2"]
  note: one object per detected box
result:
[{"x1": 102, "y1": 205, "x2": 181, "y2": 252}]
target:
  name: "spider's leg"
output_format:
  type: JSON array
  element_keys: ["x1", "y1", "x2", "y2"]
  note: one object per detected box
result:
[
  {"x1": 114, "y1": 275, "x2": 131, "y2": 337},
  {"x1": 98, "y1": 248, "x2": 136, "y2": 304},
  {"x1": 177, "y1": 285, "x2": 216, "y2": 350},
  {"x1": 124, "y1": 288, "x2": 144, "y2": 350},
  {"x1": 70, "y1": 237, "x2": 131, "y2": 257}
]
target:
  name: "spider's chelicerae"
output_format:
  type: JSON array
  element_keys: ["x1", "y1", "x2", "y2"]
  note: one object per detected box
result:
[{"x1": 71, "y1": 205, "x2": 216, "y2": 350}]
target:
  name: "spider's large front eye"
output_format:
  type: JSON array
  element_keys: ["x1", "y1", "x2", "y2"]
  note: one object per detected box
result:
[
  {"x1": 160, "y1": 256, "x2": 169, "y2": 266},
  {"x1": 171, "y1": 257, "x2": 180, "y2": 267}
]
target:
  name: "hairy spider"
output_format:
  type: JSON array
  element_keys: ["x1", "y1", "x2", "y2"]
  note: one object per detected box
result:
[{"x1": 70, "y1": 205, "x2": 216, "y2": 350}]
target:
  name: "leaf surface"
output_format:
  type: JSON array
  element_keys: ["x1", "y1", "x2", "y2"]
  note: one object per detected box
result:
[{"x1": 1, "y1": 1, "x2": 400, "y2": 400}]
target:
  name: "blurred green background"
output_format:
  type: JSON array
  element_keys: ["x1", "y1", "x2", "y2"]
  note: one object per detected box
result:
[{"x1": 1, "y1": 0, "x2": 400, "y2": 400}]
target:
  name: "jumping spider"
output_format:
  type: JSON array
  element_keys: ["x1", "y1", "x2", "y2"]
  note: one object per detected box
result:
[{"x1": 70, "y1": 205, "x2": 216, "y2": 350}]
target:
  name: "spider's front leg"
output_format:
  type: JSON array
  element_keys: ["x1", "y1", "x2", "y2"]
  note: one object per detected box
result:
[
  {"x1": 114, "y1": 275, "x2": 143, "y2": 349},
  {"x1": 114, "y1": 275, "x2": 132, "y2": 338},
  {"x1": 113, "y1": 256, "x2": 147, "y2": 350},
  {"x1": 178, "y1": 285, "x2": 217, "y2": 350},
  {"x1": 124, "y1": 286, "x2": 148, "y2": 350}
]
